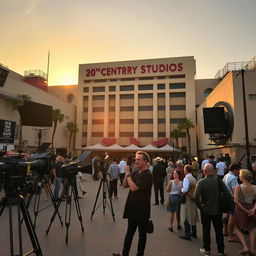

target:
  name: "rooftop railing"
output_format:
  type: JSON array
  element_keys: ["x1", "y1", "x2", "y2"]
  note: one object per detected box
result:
[
  {"x1": 24, "y1": 70, "x2": 47, "y2": 80},
  {"x1": 215, "y1": 56, "x2": 256, "y2": 79}
]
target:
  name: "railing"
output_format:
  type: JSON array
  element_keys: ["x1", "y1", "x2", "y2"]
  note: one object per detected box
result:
[
  {"x1": 24, "y1": 70, "x2": 47, "y2": 80},
  {"x1": 215, "y1": 56, "x2": 256, "y2": 79}
]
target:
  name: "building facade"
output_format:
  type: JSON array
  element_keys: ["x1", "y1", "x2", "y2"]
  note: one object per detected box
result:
[{"x1": 76, "y1": 56, "x2": 197, "y2": 155}]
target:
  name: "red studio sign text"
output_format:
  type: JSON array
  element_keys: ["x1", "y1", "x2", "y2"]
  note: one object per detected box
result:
[{"x1": 85, "y1": 63, "x2": 183, "y2": 77}]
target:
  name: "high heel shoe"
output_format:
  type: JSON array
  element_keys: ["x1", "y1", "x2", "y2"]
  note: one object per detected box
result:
[{"x1": 168, "y1": 227, "x2": 173, "y2": 232}]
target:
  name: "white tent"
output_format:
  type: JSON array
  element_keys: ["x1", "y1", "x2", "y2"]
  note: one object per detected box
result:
[
  {"x1": 158, "y1": 144, "x2": 180, "y2": 152},
  {"x1": 81, "y1": 143, "x2": 107, "y2": 151},
  {"x1": 106, "y1": 143, "x2": 125, "y2": 150},
  {"x1": 140, "y1": 144, "x2": 158, "y2": 151},
  {"x1": 123, "y1": 144, "x2": 141, "y2": 151}
]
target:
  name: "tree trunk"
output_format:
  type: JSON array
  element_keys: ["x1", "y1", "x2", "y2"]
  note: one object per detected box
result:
[{"x1": 187, "y1": 128, "x2": 191, "y2": 156}]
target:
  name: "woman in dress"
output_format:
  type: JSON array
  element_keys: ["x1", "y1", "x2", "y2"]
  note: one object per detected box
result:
[
  {"x1": 234, "y1": 169, "x2": 256, "y2": 256},
  {"x1": 166, "y1": 169, "x2": 183, "y2": 232}
]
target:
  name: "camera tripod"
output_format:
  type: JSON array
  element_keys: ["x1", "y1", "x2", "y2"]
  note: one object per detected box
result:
[
  {"x1": 0, "y1": 190, "x2": 42, "y2": 256},
  {"x1": 46, "y1": 175, "x2": 84, "y2": 244},
  {"x1": 26, "y1": 174, "x2": 63, "y2": 228},
  {"x1": 90, "y1": 170, "x2": 115, "y2": 221}
]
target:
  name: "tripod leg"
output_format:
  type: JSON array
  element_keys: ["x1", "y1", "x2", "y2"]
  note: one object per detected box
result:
[
  {"x1": 65, "y1": 185, "x2": 72, "y2": 245},
  {"x1": 8, "y1": 201, "x2": 14, "y2": 256},
  {"x1": 90, "y1": 179, "x2": 103, "y2": 220},
  {"x1": 17, "y1": 201, "x2": 23, "y2": 255},
  {"x1": 46, "y1": 183, "x2": 67, "y2": 235},
  {"x1": 18, "y1": 195, "x2": 43, "y2": 256},
  {"x1": 72, "y1": 186, "x2": 84, "y2": 233},
  {"x1": 33, "y1": 184, "x2": 41, "y2": 228},
  {"x1": 102, "y1": 182, "x2": 107, "y2": 215},
  {"x1": 45, "y1": 181, "x2": 63, "y2": 226},
  {"x1": 105, "y1": 180, "x2": 115, "y2": 222}
]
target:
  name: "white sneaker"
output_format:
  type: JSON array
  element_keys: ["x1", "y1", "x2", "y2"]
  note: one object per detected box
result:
[{"x1": 200, "y1": 248, "x2": 211, "y2": 256}]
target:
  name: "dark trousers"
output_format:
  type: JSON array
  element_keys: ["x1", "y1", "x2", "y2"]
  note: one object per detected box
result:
[
  {"x1": 109, "y1": 179, "x2": 118, "y2": 197},
  {"x1": 122, "y1": 218, "x2": 148, "y2": 256},
  {"x1": 119, "y1": 173, "x2": 125, "y2": 185},
  {"x1": 201, "y1": 213, "x2": 224, "y2": 253},
  {"x1": 153, "y1": 178, "x2": 164, "y2": 204},
  {"x1": 184, "y1": 220, "x2": 197, "y2": 238}
]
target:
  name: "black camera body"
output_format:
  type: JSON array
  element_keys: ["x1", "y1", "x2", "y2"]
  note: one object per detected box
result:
[{"x1": 61, "y1": 161, "x2": 81, "y2": 177}]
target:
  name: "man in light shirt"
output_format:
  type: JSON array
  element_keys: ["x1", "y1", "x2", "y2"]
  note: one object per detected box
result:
[
  {"x1": 216, "y1": 158, "x2": 226, "y2": 179},
  {"x1": 118, "y1": 157, "x2": 127, "y2": 186}
]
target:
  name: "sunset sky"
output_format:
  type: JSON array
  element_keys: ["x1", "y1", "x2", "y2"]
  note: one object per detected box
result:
[{"x1": 1, "y1": 0, "x2": 255, "y2": 85}]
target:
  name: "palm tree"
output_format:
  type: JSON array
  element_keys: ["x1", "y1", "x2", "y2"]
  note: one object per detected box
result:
[
  {"x1": 8, "y1": 94, "x2": 31, "y2": 149},
  {"x1": 65, "y1": 121, "x2": 78, "y2": 158},
  {"x1": 51, "y1": 109, "x2": 65, "y2": 152},
  {"x1": 170, "y1": 128, "x2": 182, "y2": 148},
  {"x1": 178, "y1": 117, "x2": 195, "y2": 156}
]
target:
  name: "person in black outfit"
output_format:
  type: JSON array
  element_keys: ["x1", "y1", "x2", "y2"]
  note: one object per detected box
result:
[
  {"x1": 152, "y1": 157, "x2": 167, "y2": 205},
  {"x1": 112, "y1": 151, "x2": 153, "y2": 256}
]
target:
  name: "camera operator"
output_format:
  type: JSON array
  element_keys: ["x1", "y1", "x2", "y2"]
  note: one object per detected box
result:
[
  {"x1": 52, "y1": 155, "x2": 64, "y2": 201},
  {"x1": 107, "y1": 159, "x2": 120, "y2": 199}
]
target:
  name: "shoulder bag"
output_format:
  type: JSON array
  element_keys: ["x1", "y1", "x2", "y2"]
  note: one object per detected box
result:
[
  {"x1": 146, "y1": 219, "x2": 154, "y2": 233},
  {"x1": 218, "y1": 177, "x2": 231, "y2": 213}
]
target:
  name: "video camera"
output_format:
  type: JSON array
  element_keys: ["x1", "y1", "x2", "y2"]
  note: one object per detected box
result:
[
  {"x1": 0, "y1": 151, "x2": 55, "y2": 191},
  {"x1": 61, "y1": 160, "x2": 81, "y2": 177}
]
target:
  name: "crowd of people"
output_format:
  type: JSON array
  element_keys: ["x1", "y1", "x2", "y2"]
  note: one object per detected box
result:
[{"x1": 22, "y1": 152, "x2": 256, "y2": 256}]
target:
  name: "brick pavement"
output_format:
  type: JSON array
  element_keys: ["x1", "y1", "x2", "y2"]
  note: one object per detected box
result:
[{"x1": 0, "y1": 174, "x2": 254, "y2": 256}]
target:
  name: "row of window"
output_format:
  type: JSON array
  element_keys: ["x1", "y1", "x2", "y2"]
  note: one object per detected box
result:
[
  {"x1": 82, "y1": 131, "x2": 186, "y2": 137},
  {"x1": 83, "y1": 83, "x2": 185, "y2": 93},
  {"x1": 84, "y1": 92, "x2": 185, "y2": 101},
  {"x1": 84, "y1": 104, "x2": 185, "y2": 113},
  {"x1": 84, "y1": 75, "x2": 185, "y2": 84},
  {"x1": 85, "y1": 118, "x2": 185, "y2": 125}
]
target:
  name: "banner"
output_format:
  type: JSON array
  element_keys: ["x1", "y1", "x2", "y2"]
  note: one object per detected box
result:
[{"x1": 0, "y1": 119, "x2": 16, "y2": 144}]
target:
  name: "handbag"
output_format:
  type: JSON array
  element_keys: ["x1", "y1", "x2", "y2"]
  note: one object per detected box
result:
[
  {"x1": 180, "y1": 193, "x2": 186, "y2": 204},
  {"x1": 218, "y1": 177, "x2": 231, "y2": 213},
  {"x1": 146, "y1": 219, "x2": 154, "y2": 234}
]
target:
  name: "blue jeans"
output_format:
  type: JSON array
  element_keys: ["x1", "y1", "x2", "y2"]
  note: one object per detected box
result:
[{"x1": 54, "y1": 177, "x2": 62, "y2": 200}]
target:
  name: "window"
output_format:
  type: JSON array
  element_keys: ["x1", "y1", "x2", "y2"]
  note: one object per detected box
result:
[
  {"x1": 170, "y1": 105, "x2": 186, "y2": 110},
  {"x1": 139, "y1": 132, "x2": 153, "y2": 137},
  {"x1": 121, "y1": 78, "x2": 135, "y2": 81},
  {"x1": 94, "y1": 79, "x2": 106, "y2": 83},
  {"x1": 170, "y1": 118, "x2": 184, "y2": 123},
  {"x1": 110, "y1": 79, "x2": 117, "y2": 82},
  {"x1": 139, "y1": 119, "x2": 153, "y2": 124},
  {"x1": 139, "y1": 77, "x2": 153, "y2": 80},
  {"x1": 83, "y1": 120, "x2": 88, "y2": 124},
  {"x1": 109, "y1": 95, "x2": 116, "y2": 100},
  {"x1": 92, "y1": 132, "x2": 103, "y2": 137},
  {"x1": 249, "y1": 94, "x2": 256, "y2": 100},
  {"x1": 93, "y1": 107, "x2": 104, "y2": 112},
  {"x1": 108, "y1": 132, "x2": 115, "y2": 136},
  {"x1": 120, "y1": 94, "x2": 134, "y2": 99},
  {"x1": 169, "y1": 74, "x2": 185, "y2": 79},
  {"x1": 120, "y1": 119, "x2": 134, "y2": 124},
  {"x1": 138, "y1": 93, "x2": 153, "y2": 99},
  {"x1": 158, "y1": 119, "x2": 166, "y2": 123},
  {"x1": 120, "y1": 132, "x2": 134, "y2": 137},
  {"x1": 92, "y1": 119, "x2": 104, "y2": 124},
  {"x1": 138, "y1": 84, "x2": 153, "y2": 90},
  {"x1": 158, "y1": 132, "x2": 166, "y2": 137},
  {"x1": 83, "y1": 87, "x2": 89, "y2": 93},
  {"x1": 84, "y1": 107, "x2": 88, "y2": 112},
  {"x1": 157, "y1": 84, "x2": 165, "y2": 89},
  {"x1": 138, "y1": 106, "x2": 153, "y2": 111},
  {"x1": 157, "y1": 76, "x2": 166, "y2": 79},
  {"x1": 109, "y1": 106, "x2": 115, "y2": 112},
  {"x1": 158, "y1": 105, "x2": 165, "y2": 110},
  {"x1": 93, "y1": 87, "x2": 105, "y2": 92},
  {"x1": 169, "y1": 83, "x2": 186, "y2": 89},
  {"x1": 170, "y1": 92, "x2": 185, "y2": 97},
  {"x1": 109, "y1": 119, "x2": 115, "y2": 124},
  {"x1": 83, "y1": 96, "x2": 88, "y2": 100},
  {"x1": 93, "y1": 95, "x2": 105, "y2": 100},
  {"x1": 82, "y1": 132, "x2": 87, "y2": 137},
  {"x1": 109, "y1": 86, "x2": 116, "y2": 92},
  {"x1": 158, "y1": 93, "x2": 165, "y2": 98},
  {"x1": 84, "y1": 80, "x2": 91, "y2": 83},
  {"x1": 120, "y1": 85, "x2": 134, "y2": 91},
  {"x1": 120, "y1": 106, "x2": 134, "y2": 111},
  {"x1": 204, "y1": 88, "x2": 213, "y2": 97}
]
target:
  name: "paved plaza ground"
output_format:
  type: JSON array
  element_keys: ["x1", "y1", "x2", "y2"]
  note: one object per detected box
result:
[{"x1": 0, "y1": 173, "x2": 254, "y2": 256}]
